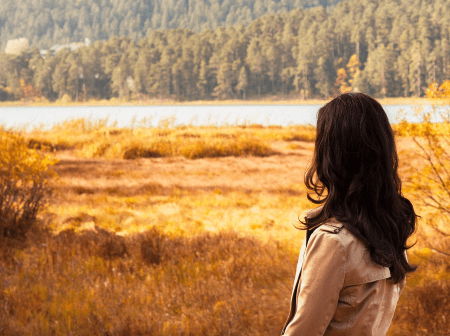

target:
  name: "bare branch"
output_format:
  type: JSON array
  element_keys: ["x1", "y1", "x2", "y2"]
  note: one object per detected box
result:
[
  {"x1": 423, "y1": 198, "x2": 450, "y2": 215},
  {"x1": 414, "y1": 136, "x2": 450, "y2": 200},
  {"x1": 430, "y1": 225, "x2": 450, "y2": 237},
  {"x1": 430, "y1": 138, "x2": 450, "y2": 182},
  {"x1": 428, "y1": 247, "x2": 450, "y2": 257}
]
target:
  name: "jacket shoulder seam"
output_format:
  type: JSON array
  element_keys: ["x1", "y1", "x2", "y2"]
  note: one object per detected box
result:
[
  {"x1": 310, "y1": 227, "x2": 345, "y2": 248},
  {"x1": 318, "y1": 222, "x2": 344, "y2": 234}
]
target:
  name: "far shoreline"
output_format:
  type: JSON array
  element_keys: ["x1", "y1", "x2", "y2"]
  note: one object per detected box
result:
[{"x1": 0, "y1": 97, "x2": 449, "y2": 108}]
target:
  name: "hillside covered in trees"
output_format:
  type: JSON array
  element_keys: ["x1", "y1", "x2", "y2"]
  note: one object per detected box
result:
[
  {"x1": 1, "y1": 0, "x2": 450, "y2": 102},
  {"x1": 0, "y1": 0, "x2": 343, "y2": 51}
]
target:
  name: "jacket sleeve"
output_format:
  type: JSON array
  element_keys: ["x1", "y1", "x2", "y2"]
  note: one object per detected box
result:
[{"x1": 283, "y1": 229, "x2": 346, "y2": 336}]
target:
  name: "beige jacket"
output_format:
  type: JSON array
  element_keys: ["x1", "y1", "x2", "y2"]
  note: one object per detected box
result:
[{"x1": 282, "y1": 211, "x2": 406, "y2": 336}]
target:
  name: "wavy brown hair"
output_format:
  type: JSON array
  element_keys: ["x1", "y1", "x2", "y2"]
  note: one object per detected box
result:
[{"x1": 303, "y1": 92, "x2": 417, "y2": 283}]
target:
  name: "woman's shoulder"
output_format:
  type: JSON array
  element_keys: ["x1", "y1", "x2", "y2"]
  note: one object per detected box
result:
[
  {"x1": 303, "y1": 206, "x2": 345, "y2": 236},
  {"x1": 303, "y1": 207, "x2": 354, "y2": 244},
  {"x1": 303, "y1": 207, "x2": 373, "y2": 254},
  {"x1": 311, "y1": 217, "x2": 361, "y2": 250},
  {"x1": 309, "y1": 218, "x2": 347, "y2": 249},
  {"x1": 308, "y1": 216, "x2": 391, "y2": 286}
]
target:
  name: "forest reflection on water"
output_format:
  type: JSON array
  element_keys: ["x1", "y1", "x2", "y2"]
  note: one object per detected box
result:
[{"x1": 0, "y1": 104, "x2": 447, "y2": 130}]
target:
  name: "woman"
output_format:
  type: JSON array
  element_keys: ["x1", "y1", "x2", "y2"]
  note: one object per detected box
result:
[{"x1": 282, "y1": 93, "x2": 417, "y2": 335}]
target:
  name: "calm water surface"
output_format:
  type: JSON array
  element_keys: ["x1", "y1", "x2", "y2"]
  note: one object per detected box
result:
[{"x1": 0, "y1": 104, "x2": 445, "y2": 129}]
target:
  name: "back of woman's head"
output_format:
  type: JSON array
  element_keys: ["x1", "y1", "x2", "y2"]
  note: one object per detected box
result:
[{"x1": 304, "y1": 92, "x2": 417, "y2": 283}]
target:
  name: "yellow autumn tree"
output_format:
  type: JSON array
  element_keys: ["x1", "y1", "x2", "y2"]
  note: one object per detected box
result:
[
  {"x1": 0, "y1": 131, "x2": 58, "y2": 240},
  {"x1": 396, "y1": 103, "x2": 450, "y2": 228},
  {"x1": 335, "y1": 68, "x2": 351, "y2": 94},
  {"x1": 335, "y1": 55, "x2": 361, "y2": 94},
  {"x1": 346, "y1": 54, "x2": 361, "y2": 91},
  {"x1": 425, "y1": 80, "x2": 450, "y2": 98},
  {"x1": 392, "y1": 77, "x2": 450, "y2": 332},
  {"x1": 396, "y1": 82, "x2": 450, "y2": 251},
  {"x1": 393, "y1": 104, "x2": 450, "y2": 333}
]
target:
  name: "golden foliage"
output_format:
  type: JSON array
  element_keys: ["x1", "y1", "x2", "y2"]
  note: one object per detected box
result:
[
  {"x1": 391, "y1": 105, "x2": 450, "y2": 335},
  {"x1": 335, "y1": 54, "x2": 361, "y2": 94},
  {"x1": 393, "y1": 120, "x2": 450, "y2": 137},
  {"x1": 335, "y1": 68, "x2": 352, "y2": 94},
  {"x1": 0, "y1": 131, "x2": 58, "y2": 239},
  {"x1": 346, "y1": 54, "x2": 361, "y2": 86},
  {"x1": 396, "y1": 108, "x2": 450, "y2": 214},
  {"x1": 425, "y1": 80, "x2": 450, "y2": 99}
]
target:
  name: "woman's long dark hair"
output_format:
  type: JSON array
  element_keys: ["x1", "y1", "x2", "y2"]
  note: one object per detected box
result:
[{"x1": 303, "y1": 92, "x2": 417, "y2": 283}]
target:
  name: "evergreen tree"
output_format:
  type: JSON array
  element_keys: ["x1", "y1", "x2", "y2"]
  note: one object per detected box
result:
[
  {"x1": 111, "y1": 54, "x2": 131, "y2": 99},
  {"x1": 246, "y1": 38, "x2": 265, "y2": 96},
  {"x1": 67, "y1": 53, "x2": 81, "y2": 101},
  {"x1": 197, "y1": 59, "x2": 209, "y2": 98},
  {"x1": 214, "y1": 60, "x2": 234, "y2": 99},
  {"x1": 236, "y1": 65, "x2": 248, "y2": 98},
  {"x1": 52, "y1": 57, "x2": 69, "y2": 99}
]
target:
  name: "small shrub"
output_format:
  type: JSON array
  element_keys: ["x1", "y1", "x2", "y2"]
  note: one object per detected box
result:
[
  {"x1": 27, "y1": 138, "x2": 55, "y2": 151},
  {"x1": 99, "y1": 236, "x2": 127, "y2": 260},
  {"x1": 60, "y1": 93, "x2": 72, "y2": 104},
  {"x1": 0, "y1": 131, "x2": 58, "y2": 240},
  {"x1": 80, "y1": 140, "x2": 112, "y2": 158},
  {"x1": 55, "y1": 226, "x2": 127, "y2": 261},
  {"x1": 123, "y1": 141, "x2": 172, "y2": 159},
  {"x1": 138, "y1": 228, "x2": 167, "y2": 265}
]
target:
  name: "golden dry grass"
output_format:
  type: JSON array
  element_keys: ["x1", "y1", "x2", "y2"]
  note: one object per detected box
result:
[
  {"x1": 2, "y1": 131, "x2": 313, "y2": 335},
  {"x1": 23, "y1": 120, "x2": 316, "y2": 160},
  {"x1": 1, "y1": 121, "x2": 449, "y2": 335},
  {"x1": 0, "y1": 227, "x2": 296, "y2": 335},
  {"x1": 47, "y1": 139, "x2": 314, "y2": 245}
]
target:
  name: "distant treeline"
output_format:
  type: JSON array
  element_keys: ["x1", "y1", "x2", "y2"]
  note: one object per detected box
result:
[
  {"x1": 1, "y1": 0, "x2": 450, "y2": 102},
  {"x1": 0, "y1": 0, "x2": 342, "y2": 51}
]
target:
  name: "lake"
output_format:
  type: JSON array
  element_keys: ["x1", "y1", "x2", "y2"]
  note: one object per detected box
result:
[{"x1": 0, "y1": 104, "x2": 446, "y2": 129}]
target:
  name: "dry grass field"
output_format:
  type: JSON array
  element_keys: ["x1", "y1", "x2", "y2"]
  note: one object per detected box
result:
[{"x1": 0, "y1": 120, "x2": 449, "y2": 335}]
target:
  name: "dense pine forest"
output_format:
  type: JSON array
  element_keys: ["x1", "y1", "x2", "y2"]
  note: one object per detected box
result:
[
  {"x1": 0, "y1": 0, "x2": 343, "y2": 51},
  {"x1": 1, "y1": 0, "x2": 450, "y2": 102}
]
